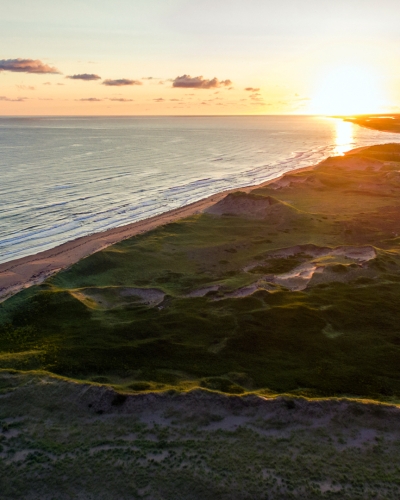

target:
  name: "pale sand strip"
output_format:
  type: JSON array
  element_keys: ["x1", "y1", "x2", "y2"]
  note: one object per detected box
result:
[{"x1": 0, "y1": 162, "x2": 320, "y2": 302}]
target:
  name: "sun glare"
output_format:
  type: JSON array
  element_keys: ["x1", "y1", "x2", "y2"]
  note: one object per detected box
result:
[
  {"x1": 334, "y1": 120, "x2": 354, "y2": 155},
  {"x1": 311, "y1": 66, "x2": 384, "y2": 116}
]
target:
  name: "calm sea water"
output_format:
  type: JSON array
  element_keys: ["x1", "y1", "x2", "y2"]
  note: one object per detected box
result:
[{"x1": 1, "y1": 115, "x2": 399, "y2": 264}]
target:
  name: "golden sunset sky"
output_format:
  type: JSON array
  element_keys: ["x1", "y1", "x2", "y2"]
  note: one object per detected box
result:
[{"x1": 1, "y1": 0, "x2": 400, "y2": 115}]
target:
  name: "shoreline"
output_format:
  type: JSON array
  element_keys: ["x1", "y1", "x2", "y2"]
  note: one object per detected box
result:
[{"x1": 0, "y1": 154, "x2": 351, "y2": 302}]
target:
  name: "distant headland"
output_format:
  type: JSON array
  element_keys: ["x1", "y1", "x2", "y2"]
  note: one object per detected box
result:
[{"x1": 337, "y1": 114, "x2": 400, "y2": 133}]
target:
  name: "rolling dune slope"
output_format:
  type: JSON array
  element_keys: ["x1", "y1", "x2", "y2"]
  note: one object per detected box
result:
[{"x1": 2, "y1": 144, "x2": 400, "y2": 401}]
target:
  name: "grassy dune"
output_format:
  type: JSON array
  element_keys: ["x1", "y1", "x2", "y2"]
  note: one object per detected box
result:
[
  {"x1": 1, "y1": 371, "x2": 400, "y2": 500},
  {"x1": 2, "y1": 144, "x2": 400, "y2": 401},
  {"x1": 3, "y1": 144, "x2": 400, "y2": 498}
]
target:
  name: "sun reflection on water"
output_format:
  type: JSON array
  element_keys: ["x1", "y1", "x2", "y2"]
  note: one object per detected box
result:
[{"x1": 334, "y1": 120, "x2": 354, "y2": 155}]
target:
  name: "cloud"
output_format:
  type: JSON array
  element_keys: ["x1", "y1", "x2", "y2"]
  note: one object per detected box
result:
[
  {"x1": 249, "y1": 92, "x2": 264, "y2": 103},
  {"x1": 102, "y1": 79, "x2": 142, "y2": 86},
  {"x1": 0, "y1": 59, "x2": 60, "y2": 74},
  {"x1": 172, "y1": 75, "x2": 232, "y2": 89},
  {"x1": 245, "y1": 87, "x2": 260, "y2": 92},
  {"x1": 43, "y1": 82, "x2": 51, "y2": 85},
  {"x1": 16, "y1": 85, "x2": 35, "y2": 91},
  {"x1": 141, "y1": 76, "x2": 165, "y2": 85},
  {"x1": 153, "y1": 98, "x2": 165, "y2": 102},
  {"x1": 0, "y1": 96, "x2": 26, "y2": 102},
  {"x1": 67, "y1": 73, "x2": 101, "y2": 81},
  {"x1": 249, "y1": 93, "x2": 265, "y2": 104},
  {"x1": 76, "y1": 98, "x2": 103, "y2": 102},
  {"x1": 108, "y1": 98, "x2": 133, "y2": 102}
]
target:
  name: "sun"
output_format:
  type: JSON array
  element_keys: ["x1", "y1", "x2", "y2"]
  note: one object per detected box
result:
[{"x1": 310, "y1": 66, "x2": 384, "y2": 116}]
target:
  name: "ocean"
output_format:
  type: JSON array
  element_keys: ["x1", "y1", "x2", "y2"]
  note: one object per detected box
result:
[{"x1": 1, "y1": 115, "x2": 399, "y2": 264}]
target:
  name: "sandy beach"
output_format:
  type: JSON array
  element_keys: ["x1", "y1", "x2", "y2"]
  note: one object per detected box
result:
[{"x1": 0, "y1": 162, "x2": 320, "y2": 302}]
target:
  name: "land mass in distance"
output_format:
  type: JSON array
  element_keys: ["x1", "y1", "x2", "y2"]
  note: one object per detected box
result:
[{"x1": 338, "y1": 114, "x2": 400, "y2": 133}]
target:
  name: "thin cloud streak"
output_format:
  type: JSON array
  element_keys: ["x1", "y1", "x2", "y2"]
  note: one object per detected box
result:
[
  {"x1": 108, "y1": 98, "x2": 133, "y2": 102},
  {"x1": 0, "y1": 59, "x2": 60, "y2": 74},
  {"x1": 172, "y1": 75, "x2": 232, "y2": 89},
  {"x1": 102, "y1": 79, "x2": 142, "y2": 86},
  {"x1": 67, "y1": 74, "x2": 101, "y2": 81},
  {"x1": 0, "y1": 96, "x2": 27, "y2": 102},
  {"x1": 76, "y1": 98, "x2": 103, "y2": 102}
]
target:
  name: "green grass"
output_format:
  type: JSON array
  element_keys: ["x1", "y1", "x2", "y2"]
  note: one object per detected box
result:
[{"x1": 2, "y1": 144, "x2": 400, "y2": 401}]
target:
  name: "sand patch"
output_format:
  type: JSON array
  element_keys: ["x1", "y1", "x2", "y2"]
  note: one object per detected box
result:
[
  {"x1": 186, "y1": 285, "x2": 220, "y2": 298},
  {"x1": 257, "y1": 244, "x2": 376, "y2": 263},
  {"x1": 329, "y1": 245, "x2": 376, "y2": 262},
  {"x1": 243, "y1": 245, "x2": 377, "y2": 292},
  {"x1": 266, "y1": 246, "x2": 376, "y2": 291},
  {"x1": 71, "y1": 287, "x2": 165, "y2": 309},
  {"x1": 210, "y1": 245, "x2": 376, "y2": 298},
  {"x1": 213, "y1": 281, "x2": 276, "y2": 301},
  {"x1": 119, "y1": 288, "x2": 165, "y2": 306},
  {"x1": 216, "y1": 283, "x2": 259, "y2": 299},
  {"x1": 272, "y1": 263, "x2": 323, "y2": 291}
]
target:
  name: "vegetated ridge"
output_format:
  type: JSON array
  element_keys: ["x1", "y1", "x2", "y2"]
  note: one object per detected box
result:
[{"x1": 2, "y1": 144, "x2": 400, "y2": 402}]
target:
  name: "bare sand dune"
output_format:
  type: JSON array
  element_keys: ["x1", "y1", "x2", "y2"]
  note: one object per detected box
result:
[
  {"x1": 71, "y1": 287, "x2": 165, "y2": 309},
  {"x1": 186, "y1": 285, "x2": 220, "y2": 297},
  {"x1": 205, "y1": 192, "x2": 293, "y2": 219},
  {"x1": 262, "y1": 244, "x2": 376, "y2": 262}
]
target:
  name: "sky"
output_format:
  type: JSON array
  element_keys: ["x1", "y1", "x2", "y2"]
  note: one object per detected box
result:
[{"x1": 1, "y1": 0, "x2": 400, "y2": 115}]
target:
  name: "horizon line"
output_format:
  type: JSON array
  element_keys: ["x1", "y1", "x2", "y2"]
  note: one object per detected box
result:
[{"x1": 0, "y1": 113, "x2": 335, "y2": 118}]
